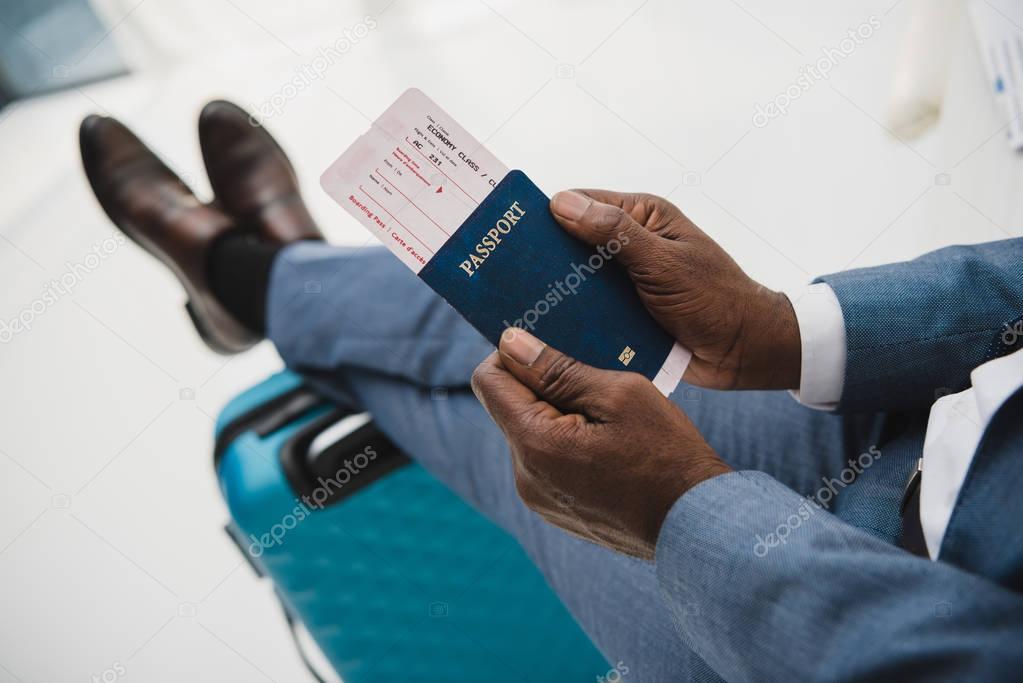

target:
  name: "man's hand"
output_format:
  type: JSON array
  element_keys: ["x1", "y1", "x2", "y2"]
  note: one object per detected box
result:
[
  {"x1": 471, "y1": 328, "x2": 732, "y2": 560},
  {"x1": 550, "y1": 189, "x2": 801, "y2": 391}
]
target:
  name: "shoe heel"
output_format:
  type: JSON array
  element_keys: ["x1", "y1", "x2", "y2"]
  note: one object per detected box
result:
[
  {"x1": 184, "y1": 300, "x2": 228, "y2": 354},
  {"x1": 184, "y1": 300, "x2": 258, "y2": 355}
]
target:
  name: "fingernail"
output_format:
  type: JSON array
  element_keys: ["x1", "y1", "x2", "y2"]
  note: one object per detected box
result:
[
  {"x1": 551, "y1": 191, "x2": 592, "y2": 221},
  {"x1": 500, "y1": 328, "x2": 546, "y2": 366}
]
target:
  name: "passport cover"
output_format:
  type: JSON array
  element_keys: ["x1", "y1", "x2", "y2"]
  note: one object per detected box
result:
[{"x1": 419, "y1": 170, "x2": 677, "y2": 383}]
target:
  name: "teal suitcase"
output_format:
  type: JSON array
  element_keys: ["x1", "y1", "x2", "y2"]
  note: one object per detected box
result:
[{"x1": 215, "y1": 370, "x2": 606, "y2": 682}]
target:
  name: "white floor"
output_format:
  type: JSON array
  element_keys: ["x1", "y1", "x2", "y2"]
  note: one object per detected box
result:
[{"x1": 1, "y1": 1, "x2": 1021, "y2": 681}]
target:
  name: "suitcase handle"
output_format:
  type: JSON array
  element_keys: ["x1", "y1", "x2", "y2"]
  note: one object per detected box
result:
[
  {"x1": 213, "y1": 386, "x2": 326, "y2": 472},
  {"x1": 279, "y1": 409, "x2": 410, "y2": 508}
]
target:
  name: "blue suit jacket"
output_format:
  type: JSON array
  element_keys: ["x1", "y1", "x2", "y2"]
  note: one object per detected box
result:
[{"x1": 655, "y1": 238, "x2": 1023, "y2": 681}]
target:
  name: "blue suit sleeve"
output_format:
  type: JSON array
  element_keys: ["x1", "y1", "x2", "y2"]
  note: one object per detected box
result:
[
  {"x1": 816, "y1": 238, "x2": 1023, "y2": 412},
  {"x1": 654, "y1": 471, "x2": 1023, "y2": 682}
]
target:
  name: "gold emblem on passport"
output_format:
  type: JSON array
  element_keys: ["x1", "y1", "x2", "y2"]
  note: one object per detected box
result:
[{"x1": 619, "y1": 346, "x2": 636, "y2": 366}]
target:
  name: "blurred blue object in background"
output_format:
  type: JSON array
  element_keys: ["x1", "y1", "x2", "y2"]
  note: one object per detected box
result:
[{"x1": 0, "y1": 0, "x2": 127, "y2": 106}]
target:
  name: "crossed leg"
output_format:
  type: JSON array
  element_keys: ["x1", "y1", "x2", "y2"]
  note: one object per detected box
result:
[{"x1": 267, "y1": 242, "x2": 886, "y2": 682}]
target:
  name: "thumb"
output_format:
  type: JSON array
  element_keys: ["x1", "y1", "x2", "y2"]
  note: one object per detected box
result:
[
  {"x1": 471, "y1": 351, "x2": 563, "y2": 434},
  {"x1": 549, "y1": 189, "x2": 660, "y2": 270},
  {"x1": 497, "y1": 327, "x2": 618, "y2": 417}
]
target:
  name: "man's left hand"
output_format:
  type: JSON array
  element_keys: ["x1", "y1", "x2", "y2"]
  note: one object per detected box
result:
[{"x1": 471, "y1": 328, "x2": 732, "y2": 560}]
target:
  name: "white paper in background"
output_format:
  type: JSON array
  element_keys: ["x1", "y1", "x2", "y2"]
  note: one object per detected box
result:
[
  {"x1": 969, "y1": 0, "x2": 1023, "y2": 151},
  {"x1": 887, "y1": 0, "x2": 964, "y2": 138}
]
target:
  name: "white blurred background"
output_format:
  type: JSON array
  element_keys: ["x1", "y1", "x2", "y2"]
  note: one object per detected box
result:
[{"x1": 0, "y1": 0, "x2": 1021, "y2": 680}]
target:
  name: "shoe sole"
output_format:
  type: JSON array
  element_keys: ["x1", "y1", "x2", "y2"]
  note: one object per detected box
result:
[{"x1": 118, "y1": 220, "x2": 259, "y2": 355}]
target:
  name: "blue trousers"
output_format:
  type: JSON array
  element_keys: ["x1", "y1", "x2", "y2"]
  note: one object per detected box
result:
[{"x1": 266, "y1": 243, "x2": 902, "y2": 682}]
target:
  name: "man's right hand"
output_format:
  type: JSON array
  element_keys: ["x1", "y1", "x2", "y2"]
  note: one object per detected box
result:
[{"x1": 549, "y1": 189, "x2": 801, "y2": 391}]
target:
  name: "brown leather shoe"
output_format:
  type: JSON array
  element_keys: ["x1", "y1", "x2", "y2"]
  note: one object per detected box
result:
[
  {"x1": 198, "y1": 100, "x2": 323, "y2": 244},
  {"x1": 79, "y1": 114, "x2": 260, "y2": 354}
]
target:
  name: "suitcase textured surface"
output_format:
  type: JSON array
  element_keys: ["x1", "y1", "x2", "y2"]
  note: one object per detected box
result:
[{"x1": 215, "y1": 371, "x2": 607, "y2": 682}]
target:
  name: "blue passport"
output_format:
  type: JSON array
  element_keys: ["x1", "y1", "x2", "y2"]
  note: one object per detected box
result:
[
  {"x1": 419, "y1": 170, "x2": 686, "y2": 394},
  {"x1": 319, "y1": 89, "x2": 687, "y2": 394}
]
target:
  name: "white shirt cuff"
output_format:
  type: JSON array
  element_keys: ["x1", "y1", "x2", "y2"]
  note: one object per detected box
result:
[{"x1": 785, "y1": 283, "x2": 846, "y2": 410}]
